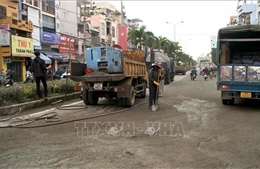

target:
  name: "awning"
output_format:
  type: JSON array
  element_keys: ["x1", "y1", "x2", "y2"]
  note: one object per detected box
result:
[
  {"x1": 41, "y1": 50, "x2": 63, "y2": 60},
  {"x1": 31, "y1": 53, "x2": 52, "y2": 64}
]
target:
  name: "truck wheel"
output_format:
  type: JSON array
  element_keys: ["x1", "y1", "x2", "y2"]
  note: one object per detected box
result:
[
  {"x1": 222, "y1": 99, "x2": 234, "y2": 105},
  {"x1": 140, "y1": 81, "x2": 146, "y2": 98},
  {"x1": 125, "y1": 86, "x2": 135, "y2": 107},
  {"x1": 82, "y1": 88, "x2": 90, "y2": 105},
  {"x1": 168, "y1": 73, "x2": 171, "y2": 84},
  {"x1": 118, "y1": 98, "x2": 126, "y2": 107},
  {"x1": 83, "y1": 89, "x2": 99, "y2": 105},
  {"x1": 171, "y1": 74, "x2": 174, "y2": 81},
  {"x1": 88, "y1": 91, "x2": 99, "y2": 105}
]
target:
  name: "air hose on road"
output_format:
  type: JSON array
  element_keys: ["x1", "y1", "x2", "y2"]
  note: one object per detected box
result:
[{"x1": 0, "y1": 101, "x2": 148, "y2": 128}]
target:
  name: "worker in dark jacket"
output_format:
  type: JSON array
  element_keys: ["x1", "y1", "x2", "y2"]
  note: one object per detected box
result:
[
  {"x1": 148, "y1": 62, "x2": 161, "y2": 109},
  {"x1": 31, "y1": 50, "x2": 49, "y2": 101},
  {"x1": 158, "y1": 62, "x2": 164, "y2": 97}
]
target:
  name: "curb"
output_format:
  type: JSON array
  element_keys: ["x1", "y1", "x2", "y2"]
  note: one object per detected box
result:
[{"x1": 0, "y1": 92, "x2": 81, "y2": 116}]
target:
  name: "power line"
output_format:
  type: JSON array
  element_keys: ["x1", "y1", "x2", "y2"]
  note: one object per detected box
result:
[{"x1": 178, "y1": 33, "x2": 217, "y2": 36}]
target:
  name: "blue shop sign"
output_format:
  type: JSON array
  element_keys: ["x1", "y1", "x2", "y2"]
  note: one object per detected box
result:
[{"x1": 42, "y1": 31, "x2": 61, "y2": 44}]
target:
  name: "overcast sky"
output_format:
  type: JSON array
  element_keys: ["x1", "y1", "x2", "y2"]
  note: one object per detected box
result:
[{"x1": 97, "y1": 0, "x2": 242, "y2": 59}]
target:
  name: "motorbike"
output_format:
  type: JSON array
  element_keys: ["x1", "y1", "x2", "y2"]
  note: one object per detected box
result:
[
  {"x1": 209, "y1": 72, "x2": 213, "y2": 79},
  {"x1": 190, "y1": 73, "x2": 196, "y2": 80},
  {"x1": 24, "y1": 75, "x2": 34, "y2": 83},
  {"x1": 4, "y1": 75, "x2": 14, "y2": 87},
  {"x1": 203, "y1": 73, "x2": 208, "y2": 81},
  {"x1": 213, "y1": 71, "x2": 217, "y2": 78}
]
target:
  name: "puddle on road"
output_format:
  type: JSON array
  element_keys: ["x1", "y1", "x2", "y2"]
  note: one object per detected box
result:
[{"x1": 173, "y1": 98, "x2": 216, "y2": 127}]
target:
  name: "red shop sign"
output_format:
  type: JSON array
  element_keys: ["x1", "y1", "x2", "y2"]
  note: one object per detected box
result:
[{"x1": 59, "y1": 34, "x2": 76, "y2": 59}]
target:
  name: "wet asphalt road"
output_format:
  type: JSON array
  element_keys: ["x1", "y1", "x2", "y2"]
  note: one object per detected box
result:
[{"x1": 1, "y1": 73, "x2": 260, "y2": 168}]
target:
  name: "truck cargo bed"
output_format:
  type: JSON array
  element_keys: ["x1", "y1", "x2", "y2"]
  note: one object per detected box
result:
[
  {"x1": 70, "y1": 72, "x2": 125, "y2": 82},
  {"x1": 122, "y1": 58, "x2": 147, "y2": 77},
  {"x1": 70, "y1": 58, "x2": 147, "y2": 83}
]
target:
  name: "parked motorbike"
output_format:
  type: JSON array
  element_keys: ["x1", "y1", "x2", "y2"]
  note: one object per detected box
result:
[
  {"x1": 4, "y1": 75, "x2": 14, "y2": 87},
  {"x1": 24, "y1": 75, "x2": 34, "y2": 83},
  {"x1": 203, "y1": 73, "x2": 208, "y2": 81}
]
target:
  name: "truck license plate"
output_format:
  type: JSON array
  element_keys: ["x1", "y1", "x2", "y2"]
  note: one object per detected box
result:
[
  {"x1": 240, "y1": 92, "x2": 252, "y2": 98},
  {"x1": 94, "y1": 83, "x2": 102, "y2": 90}
]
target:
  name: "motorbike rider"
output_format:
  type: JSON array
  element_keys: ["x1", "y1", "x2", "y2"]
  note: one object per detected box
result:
[
  {"x1": 190, "y1": 66, "x2": 197, "y2": 79},
  {"x1": 209, "y1": 65, "x2": 214, "y2": 77},
  {"x1": 148, "y1": 62, "x2": 161, "y2": 109},
  {"x1": 203, "y1": 66, "x2": 209, "y2": 76}
]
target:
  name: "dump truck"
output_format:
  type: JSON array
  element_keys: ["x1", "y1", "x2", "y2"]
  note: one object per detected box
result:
[
  {"x1": 175, "y1": 61, "x2": 186, "y2": 75},
  {"x1": 146, "y1": 50, "x2": 175, "y2": 84},
  {"x1": 216, "y1": 25, "x2": 260, "y2": 105},
  {"x1": 70, "y1": 45, "x2": 148, "y2": 107}
]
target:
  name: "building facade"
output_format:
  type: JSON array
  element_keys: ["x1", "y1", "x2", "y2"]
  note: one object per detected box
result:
[
  {"x1": 236, "y1": 0, "x2": 258, "y2": 25},
  {"x1": 88, "y1": 2, "x2": 121, "y2": 46},
  {"x1": 0, "y1": 0, "x2": 33, "y2": 82}
]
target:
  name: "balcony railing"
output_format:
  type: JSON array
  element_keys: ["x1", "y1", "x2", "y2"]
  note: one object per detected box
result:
[{"x1": 42, "y1": 5, "x2": 55, "y2": 15}]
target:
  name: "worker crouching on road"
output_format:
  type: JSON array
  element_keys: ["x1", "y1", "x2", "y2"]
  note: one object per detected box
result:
[
  {"x1": 148, "y1": 63, "x2": 161, "y2": 109},
  {"x1": 158, "y1": 62, "x2": 164, "y2": 97}
]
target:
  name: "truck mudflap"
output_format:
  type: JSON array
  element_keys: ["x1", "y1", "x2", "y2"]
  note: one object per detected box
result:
[{"x1": 70, "y1": 73, "x2": 125, "y2": 82}]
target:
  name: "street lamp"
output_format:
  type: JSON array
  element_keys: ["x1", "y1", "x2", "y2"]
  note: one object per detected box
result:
[{"x1": 166, "y1": 21, "x2": 184, "y2": 42}]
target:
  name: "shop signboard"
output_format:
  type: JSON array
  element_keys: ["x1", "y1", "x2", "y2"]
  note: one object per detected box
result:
[{"x1": 11, "y1": 35, "x2": 34, "y2": 57}]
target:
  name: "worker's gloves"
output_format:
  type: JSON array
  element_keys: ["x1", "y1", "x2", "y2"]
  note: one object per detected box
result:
[{"x1": 153, "y1": 81, "x2": 160, "y2": 86}]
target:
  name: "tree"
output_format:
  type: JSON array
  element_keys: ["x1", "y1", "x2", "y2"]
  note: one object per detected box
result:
[
  {"x1": 127, "y1": 25, "x2": 196, "y2": 64},
  {"x1": 211, "y1": 48, "x2": 217, "y2": 65},
  {"x1": 127, "y1": 25, "x2": 147, "y2": 50}
]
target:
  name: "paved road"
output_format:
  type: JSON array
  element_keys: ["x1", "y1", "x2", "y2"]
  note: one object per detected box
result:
[{"x1": 1, "y1": 73, "x2": 260, "y2": 168}]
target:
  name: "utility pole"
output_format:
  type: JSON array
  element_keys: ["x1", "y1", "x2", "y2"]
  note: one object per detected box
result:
[
  {"x1": 121, "y1": 0, "x2": 123, "y2": 25},
  {"x1": 83, "y1": 0, "x2": 87, "y2": 63}
]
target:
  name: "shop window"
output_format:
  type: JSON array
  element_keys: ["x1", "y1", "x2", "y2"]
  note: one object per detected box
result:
[
  {"x1": 42, "y1": 0, "x2": 55, "y2": 14},
  {"x1": 101, "y1": 22, "x2": 105, "y2": 35},
  {"x1": 112, "y1": 26, "x2": 115, "y2": 38},
  {"x1": 34, "y1": 0, "x2": 39, "y2": 7},
  {"x1": 0, "y1": 5, "x2": 7, "y2": 18},
  {"x1": 26, "y1": 0, "x2": 33, "y2": 5}
]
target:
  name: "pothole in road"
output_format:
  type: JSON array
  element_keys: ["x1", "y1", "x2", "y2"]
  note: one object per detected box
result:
[{"x1": 172, "y1": 98, "x2": 216, "y2": 127}]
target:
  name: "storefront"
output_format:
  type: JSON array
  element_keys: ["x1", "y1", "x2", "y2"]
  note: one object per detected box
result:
[
  {"x1": 7, "y1": 35, "x2": 34, "y2": 82},
  {"x1": 41, "y1": 31, "x2": 62, "y2": 72},
  {"x1": 59, "y1": 34, "x2": 76, "y2": 63}
]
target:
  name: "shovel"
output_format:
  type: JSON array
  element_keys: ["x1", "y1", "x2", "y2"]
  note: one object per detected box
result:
[{"x1": 151, "y1": 86, "x2": 159, "y2": 111}]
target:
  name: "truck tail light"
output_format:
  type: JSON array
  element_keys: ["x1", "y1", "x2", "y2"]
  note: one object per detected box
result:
[
  {"x1": 74, "y1": 86, "x2": 82, "y2": 91},
  {"x1": 85, "y1": 68, "x2": 92, "y2": 74},
  {"x1": 220, "y1": 84, "x2": 230, "y2": 89},
  {"x1": 114, "y1": 87, "x2": 125, "y2": 92}
]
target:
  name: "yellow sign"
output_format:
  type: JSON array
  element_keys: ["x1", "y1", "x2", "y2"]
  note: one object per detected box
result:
[{"x1": 11, "y1": 35, "x2": 34, "y2": 57}]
